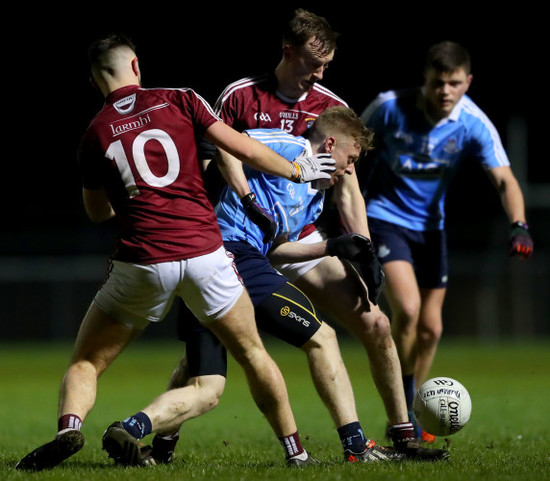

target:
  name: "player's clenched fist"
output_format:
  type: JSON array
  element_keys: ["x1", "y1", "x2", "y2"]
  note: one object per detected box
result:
[{"x1": 509, "y1": 221, "x2": 533, "y2": 259}]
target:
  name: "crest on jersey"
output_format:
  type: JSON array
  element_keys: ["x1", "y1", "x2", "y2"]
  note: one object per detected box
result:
[
  {"x1": 305, "y1": 116, "x2": 316, "y2": 129},
  {"x1": 114, "y1": 94, "x2": 136, "y2": 114},
  {"x1": 443, "y1": 137, "x2": 460, "y2": 154}
]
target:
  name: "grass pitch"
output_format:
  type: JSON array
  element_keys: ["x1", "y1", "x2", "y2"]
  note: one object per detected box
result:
[{"x1": 1, "y1": 337, "x2": 549, "y2": 480}]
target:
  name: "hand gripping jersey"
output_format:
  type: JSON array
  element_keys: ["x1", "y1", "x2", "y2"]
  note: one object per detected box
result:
[
  {"x1": 78, "y1": 85, "x2": 223, "y2": 263},
  {"x1": 361, "y1": 88, "x2": 510, "y2": 231},
  {"x1": 215, "y1": 129, "x2": 324, "y2": 255}
]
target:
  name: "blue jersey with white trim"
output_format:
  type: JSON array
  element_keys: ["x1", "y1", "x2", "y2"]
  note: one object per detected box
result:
[
  {"x1": 215, "y1": 129, "x2": 324, "y2": 255},
  {"x1": 361, "y1": 88, "x2": 509, "y2": 231}
]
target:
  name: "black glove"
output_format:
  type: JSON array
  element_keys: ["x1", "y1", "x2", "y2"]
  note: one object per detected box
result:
[
  {"x1": 240, "y1": 192, "x2": 277, "y2": 244},
  {"x1": 509, "y1": 221, "x2": 533, "y2": 259},
  {"x1": 327, "y1": 233, "x2": 385, "y2": 305},
  {"x1": 327, "y1": 233, "x2": 367, "y2": 260}
]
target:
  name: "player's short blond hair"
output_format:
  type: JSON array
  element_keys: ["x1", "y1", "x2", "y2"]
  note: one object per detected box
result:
[{"x1": 309, "y1": 106, "x2": 374, "y2": 153}]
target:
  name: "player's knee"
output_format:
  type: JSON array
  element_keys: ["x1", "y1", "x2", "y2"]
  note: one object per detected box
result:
[
  {"x1": 417, "y1": 321, "x2": 443, "y2": 347},
  {"x1": 303, "y1": 322, "x2": 337, "y2": 351},
  {"x1": 358, "y1": 309, "x2": 392, "y2": 339},
  {"x1": 196, "y1": 375, "x2": 225, "y2": 411},
  {"x1": 68, "y1": 358, "x2": 105, "y2": 379},
  {"x1": 399, "y1": 299, "x2": 421, "y2": 324},
  {"x1": 391, "y1": 299, "x2": 421, "y2": 334}
]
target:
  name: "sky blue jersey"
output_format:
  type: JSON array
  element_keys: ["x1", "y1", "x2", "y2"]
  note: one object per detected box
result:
[
  {"x1": 361, "y1": 88, "x2": 509, "y2": 231},
  {"x1": 215, "y1": 129, "x2": 325, "y2": 255}
]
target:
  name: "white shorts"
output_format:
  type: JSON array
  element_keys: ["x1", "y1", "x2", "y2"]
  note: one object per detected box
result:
[
  {"x1": 94, "y1": 246, "x2": 244, "y2": 329},
  {"x1": 273, "y1": 229, "x2": 326, "y2": 282}
]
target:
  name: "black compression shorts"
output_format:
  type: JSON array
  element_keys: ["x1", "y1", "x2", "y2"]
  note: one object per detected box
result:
[{"x1": 178, "y1": 241, "x2": 324, "y2": 377}]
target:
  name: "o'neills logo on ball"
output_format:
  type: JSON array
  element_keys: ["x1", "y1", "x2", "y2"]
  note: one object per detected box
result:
[{"x1": 448, "y1": 400, "x2": 461, "y2": 433}]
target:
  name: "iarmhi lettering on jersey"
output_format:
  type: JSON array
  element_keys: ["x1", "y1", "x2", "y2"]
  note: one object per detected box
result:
[{"x1": 110, "y1": 113, "x2": 151, "y2": 136}]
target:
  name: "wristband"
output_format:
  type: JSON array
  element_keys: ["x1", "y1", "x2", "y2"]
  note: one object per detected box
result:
[
  {"x1": 511, "y1": 221, "x2": 529, "y2": 230},
  {"x1": 240, "y1": 192, "x2": 256, "y2": 207},
  {"x1": 290, "y1": 162, "x2": 301, "y2": 182}
]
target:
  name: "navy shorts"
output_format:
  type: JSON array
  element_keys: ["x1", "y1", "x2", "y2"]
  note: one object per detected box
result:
[
  {"x1": 178, "y1": 241, "x2": 323, "y2": 377},
  {"x1": 368, "y1": 217, "x2": 448, "y2": 289}
]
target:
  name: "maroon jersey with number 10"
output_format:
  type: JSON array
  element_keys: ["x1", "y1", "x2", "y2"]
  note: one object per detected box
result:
[{"x1": 78, "y1": 85, "x2": 223, "y2": 264}]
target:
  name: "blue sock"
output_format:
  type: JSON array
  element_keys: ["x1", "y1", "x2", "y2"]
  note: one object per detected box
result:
[
  {"x1": 403, "y1": 374, "x2": 416, "y2": 408},
  {"x1": 337, "y1": 422, "x2": 367, "y2": 453},
  {"x1": 403, "y1": 374, "x2": 422, "y2": 436},
  {"x1": 122, "y1": 412, "x2": 152, "y2": 440}
]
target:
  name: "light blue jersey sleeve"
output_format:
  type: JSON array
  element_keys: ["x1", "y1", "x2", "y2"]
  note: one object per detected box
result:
[
  {"x1": 362, "y1": 89, "x2": 509, "y2": 231},
  {"x1": 215, "y1": 129, "x2": 325, "y2": 255}
]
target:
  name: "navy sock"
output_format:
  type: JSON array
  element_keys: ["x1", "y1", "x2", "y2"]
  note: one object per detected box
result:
[
  {"x1": 337, "y1": 421, "x2": 367, "y2": 453},
  {"x1": 403, "y1": 374, "x2": 422, "y2": 436},
  {"x1": 122, "y1": 412, "x2": 152, "y2": 440},
  {"x1": 403, "y1": 374, "x2": 416, "y2": 408}
]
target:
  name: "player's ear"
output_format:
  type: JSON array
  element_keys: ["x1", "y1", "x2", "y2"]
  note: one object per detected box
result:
[
  {"x1": 131, "y1": 57, "x2": 141, "y2": 80},
  {"x1": 89, "y1": 76, "x2": 99, "y2": 92},
  {"x1": 465, "y1": 74, "x2": 473, "y2": 91},
  {"x1": 324, "y1": 136, "x2": 336, "y2": 153},
  {"x1": 282, "y1": 43, "x2": 293, "y2": 59}
]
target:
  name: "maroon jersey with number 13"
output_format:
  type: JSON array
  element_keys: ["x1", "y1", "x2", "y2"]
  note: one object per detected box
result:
[{"x1": 215, "y1": 73, "x2": 347, "y2": 136}]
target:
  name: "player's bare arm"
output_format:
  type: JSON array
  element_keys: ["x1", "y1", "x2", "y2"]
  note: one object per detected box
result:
[
  {"x1": 205, "y1": 121, "x2": 335, "y2": 183},
  {"x1": 82, "y1": 187, "x2": 115, "y2": 223},
  {"x1": 268, "y1": 238, "x2": 328, "y2": 264},
  {"x1": 487, "y1": 165, "x2": 527, "y2": 224},
  {"x1": 333, "y1": 170, "x2": 371, "y2": 238},
  {"x1": 216, "y1": 144, "x2": 252, "y2": 198}
]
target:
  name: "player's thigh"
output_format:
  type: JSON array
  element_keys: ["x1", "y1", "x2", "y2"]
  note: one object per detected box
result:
[
  {"x1": 205, "y1": 290, "x2": 264, "y2": 362},
  {"x1": 383, "y1": 260, "x2": 422, "y2": 319},
  {"x1": 273, "y1": 229, "x2": 325, "y2": 282},
  {"x1": 93, "y1": 260, "x2": 180, "y2": 329},
  {"x1": 184, "y1": 323, "x2": 228, "y2": 378},
  {"x1": 293, "y1": 256, "x2": 368, "y2": 321},
  {"x1": 255, "y1": 281, "x2": 323, "y2": 348},
  {"x1": 179, "y1": 246, "x2": 244, "y2": 323},
  {"x1": 70, "y1": 301, "x2": 142, "y2": 373}
]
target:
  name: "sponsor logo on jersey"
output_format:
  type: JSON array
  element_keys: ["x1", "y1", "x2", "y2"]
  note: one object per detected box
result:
[
  {"x1": 110, "y1": 114, "x2": 152, "y2": 137},
  {"x1": 279, "y1": 111, "x2": 299, "y2": 120},
  {"x1": 397, "y1": 153, "x2": 449, "y2": 179}
]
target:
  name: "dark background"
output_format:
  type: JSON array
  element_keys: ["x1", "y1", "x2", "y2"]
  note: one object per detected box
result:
[{"x1": 3, "y1": 3, "x2": 548, "y2": 340}]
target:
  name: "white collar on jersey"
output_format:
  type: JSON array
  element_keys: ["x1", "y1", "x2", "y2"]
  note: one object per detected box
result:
[
  {"x1": 419, "y1": 86, "x2": 465, "y2": 127},
  {"x1": 275, "y1": 88, "x2": 309, "y2": 103}
]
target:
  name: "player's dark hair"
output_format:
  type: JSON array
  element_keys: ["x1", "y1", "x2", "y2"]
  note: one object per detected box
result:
[
  {"x1": 282, "y1": 9, "x2": 339, "y2": 55},
  {"x1": 425, "y1": 41, "x2": 471, "y2": 74},
  {"x1": 88, "y1": 33, "x2": 136, "y2": 67}
]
